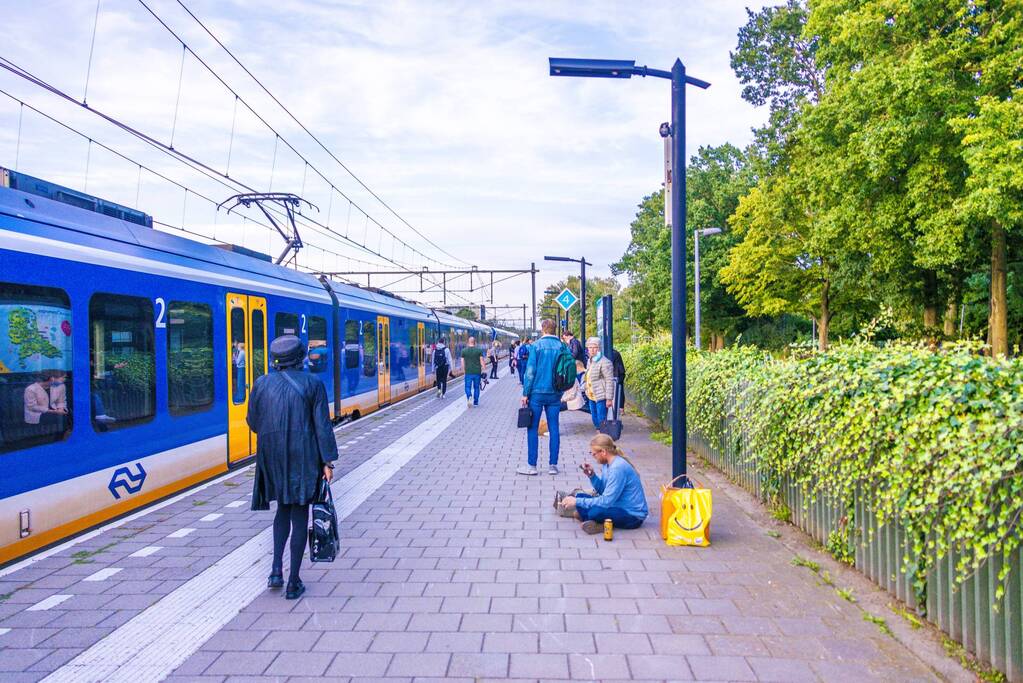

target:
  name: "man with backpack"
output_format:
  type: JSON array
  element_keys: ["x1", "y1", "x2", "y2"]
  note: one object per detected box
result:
[
  {"x1": 433, "y1": 337, "x2": 454, "y2": 398},
  {"x1": 515, "y1": 338, "x2": 531, "y2": 385},
  {"x1": 519, "y1": 319, "x2": 576, "y2": 476}
]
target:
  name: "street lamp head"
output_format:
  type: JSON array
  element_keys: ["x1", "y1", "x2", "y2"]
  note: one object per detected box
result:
[
  {"x1": 544, "y1": 255, "x2": 575, "y2": 263},
  {"x1": 659, "y1": 122, "x2": 672, "y2": 138},
  {"x1": 549, "y1": 58, "x2": 635, "y2": 79},
  {"x1": 698, "y1": 227, "x2": 723, "y2": 237}
]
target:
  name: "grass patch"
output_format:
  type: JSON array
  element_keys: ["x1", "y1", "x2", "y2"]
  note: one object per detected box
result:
[
  {"x1": 649, "y1": 431, "x2": 672, "y2": 446},
  {"x1": 765, "y1": 530, "x2": 782, "y2": 539},
  {"x1": 71, "y1": 542, "x2": 117, "y2": 564},
  {"x1": 192, "y1": 500, "x2": 208, "y2": 506},
  {"x1": 836, "y1": 587, "x2": 856, "y2": 602},
  {"x1": 791, "y1": 555, "x2": 820, "y2": 573},
  {"x1": 223, "y1": 481, "x2": 240, "y2": 487},
  {"x1": 889, "y1": 603, "x2": 922, "y2": 629},
  {"x1": 0, "y1": 591, "x2": 12, "y2": 602},
  {"x1": 769, "y1": 500, "x2": 791, "y2": 523},
  {"x1": 826, "y1": 529, "x2": 856, "y2": 566},
  {"x1": 819, "y1": 569, "x2": 834, "y2": 586},
  {"x1": 863, "y1": 612, "x2": 893, "y2": 637},
  {"x1": 942, "y1": 635, "x2": 1006, "y2": 682}
]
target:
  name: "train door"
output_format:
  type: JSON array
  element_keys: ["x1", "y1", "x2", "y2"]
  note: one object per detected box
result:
[
  {"x1": 417, "y1": 322, "x2": 426, "y2": 389},
  {"x1": 227, "y1": 293, "x2": 267, "y2": 465},
  {"x1": 376, "y1": 315, "x2": 391, "y2": 405}
]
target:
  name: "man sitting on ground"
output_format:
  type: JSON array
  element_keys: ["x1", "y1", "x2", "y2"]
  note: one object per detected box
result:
[{"x1": 556, "y1": 434, "x2": 649, "y2": 534}]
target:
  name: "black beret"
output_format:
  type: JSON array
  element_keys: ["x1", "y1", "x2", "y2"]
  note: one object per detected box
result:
[{"x1": 270, "y1": 335, "x2": 305, "y2": 367}]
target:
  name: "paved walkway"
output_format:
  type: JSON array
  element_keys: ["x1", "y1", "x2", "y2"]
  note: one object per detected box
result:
[{"x1": 0, "y1": 367, "x2": 947, "y2": 681}]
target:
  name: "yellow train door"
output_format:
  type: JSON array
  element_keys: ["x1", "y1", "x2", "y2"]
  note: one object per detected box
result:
[
  {"x1": 377, "y1": 316, "x2": 391, "y2": 405},
  {"x1": 417, "y1": 322, "x2": 426, "y2": 389},
  {"x1": 227, "y1": 293, "x2": 267, "y2": 464}
]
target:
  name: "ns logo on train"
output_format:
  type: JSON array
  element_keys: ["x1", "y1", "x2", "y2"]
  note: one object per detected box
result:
[{"x1": 108, "y1": 463, "x2": 147, "y2": 500}]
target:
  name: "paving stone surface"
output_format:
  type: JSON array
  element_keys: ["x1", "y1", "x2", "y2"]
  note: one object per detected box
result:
[{"x1": 1, "y1": 368, "x2": 946, "y2": 681}]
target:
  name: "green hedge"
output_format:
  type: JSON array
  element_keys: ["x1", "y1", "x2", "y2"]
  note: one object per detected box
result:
[{"x1": 622, "y1": 340, "x2": 1023, "y2": 598}]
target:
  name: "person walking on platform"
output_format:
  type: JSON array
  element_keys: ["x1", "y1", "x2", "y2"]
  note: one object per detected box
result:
[
  {"x1": 461, "y1": 336, "x2": 485, "y2": 407},
  {"x1": 520, "y1": 319, "x2": 569, "y2": 476},
  {"x1": 557, "y1": 434, "x2": 648, "y2": 534},
  {"x1": 489, "y1": 341, "x2": 501, "y2": 379},
  {"x1": 516, "y1": 338, "x2": 531, "y2": 385},
  {"x1": 583, "y1": 337, "x2": 615, "y2": 431},
  {"x1": 248, "y1": 335, "x2": 337, "y2": 600},
  {"x1": 434, "y1": 337, "x2": 454, "y2": 398}
]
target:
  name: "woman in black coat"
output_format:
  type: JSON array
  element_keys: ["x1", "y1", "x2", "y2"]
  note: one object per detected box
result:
[{"x1": 248, "y1": 335, "x2": 337, "y2": 599}]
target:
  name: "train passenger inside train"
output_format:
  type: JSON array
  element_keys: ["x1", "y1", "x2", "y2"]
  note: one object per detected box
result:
[{"x1": 23, "y1": 369, "x2": 69, "y2": 436}]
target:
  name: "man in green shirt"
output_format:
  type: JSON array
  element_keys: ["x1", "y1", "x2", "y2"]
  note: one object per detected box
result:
[{"x1": 461, "y1": 336, "x2": 486, "y2": 407}]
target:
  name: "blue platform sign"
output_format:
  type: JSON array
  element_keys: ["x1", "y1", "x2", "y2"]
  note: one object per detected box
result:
[{"x1": 555, "y1": 288, "x2": 579, "y2": 312}]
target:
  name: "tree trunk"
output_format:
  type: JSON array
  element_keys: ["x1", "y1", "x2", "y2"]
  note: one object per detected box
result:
[
  {"x1": 923, "y1": 271, "x2": 939, "y2": 329},
  {"x1": 990, "y1": 222, "x2": 1008, "y2": 356},
  {"x1": 943, "y1": 299, "x2": 958, "y2": 337},
  {"x1": 818, "y1": 280, "x2": 830, "y2": 352}
]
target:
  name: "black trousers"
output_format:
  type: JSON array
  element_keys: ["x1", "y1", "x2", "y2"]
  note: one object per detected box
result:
[
  {"x1": 436, "y1": 366, "x2": 449, "y2": 395},
  {"x1": 489, "y1": 357, "x2": 499, "y2": 378},
  {"x1": 272, "y1": 503, "x2": 309, "y2": 583}
]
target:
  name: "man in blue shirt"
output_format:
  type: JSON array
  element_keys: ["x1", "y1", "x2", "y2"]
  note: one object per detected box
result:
[
  {"x1": 558, "y1": 434, "x2": 649, "y2": 534},
  {"x1": 519, "y1": 319, "x2": 569, "y2": 475}
]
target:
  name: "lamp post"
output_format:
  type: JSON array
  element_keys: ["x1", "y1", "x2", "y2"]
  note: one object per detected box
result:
[
  {"x1": 550, "y1": 57, "x2": 709, "y2": 481},
  {"x1": 544, "y1": 255, "x2": 591, "y2": 339},
  {"x1": 544, "y1": 287, "x2": 561, "y2": 331},
  {"x1": 694, "y1": 227, "x2": 722, "y2": 350}
]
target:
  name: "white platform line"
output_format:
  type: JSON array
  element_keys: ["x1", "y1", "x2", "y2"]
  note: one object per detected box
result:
[
  {"x1": 224, "y1": 500, "x2": 246, "y2": 509},
  {"x1": 166, "y1": 528, "x2": 195, "y2": 539},
  {"x1": 42, "y1": 396, "x2": 469, "y2": 683},
  {"x1": 0, "y1": 627, "x2": 10, "y2": 637},
  {"x1": 129, "y1": 546, "x2": 162, "y2": 558},
  {"x1": 83, "y1": 568, "x2": 122, "y2": 582},
  {"x1": 198, "y1": 513, "x2": 223, "y2": 523},
  {"x1": 28, "y1": 594, "x2": 72, "y2": 611}
]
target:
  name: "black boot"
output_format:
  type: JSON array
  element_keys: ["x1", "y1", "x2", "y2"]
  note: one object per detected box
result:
[
  {"x1": 267, "y1": 570, "x2": 284, "y2": 589},
  {"x1": 285, "y1": 579, "x2": 305, "y2": 600}
]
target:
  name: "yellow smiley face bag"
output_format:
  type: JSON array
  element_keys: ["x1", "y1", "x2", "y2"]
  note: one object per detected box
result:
[{"x1": 661, "y1": 475, "x2": 712, "y2": 547}]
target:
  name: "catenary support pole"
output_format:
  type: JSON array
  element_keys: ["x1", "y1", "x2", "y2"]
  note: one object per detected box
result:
[
  {"x1": 580, "y1": 258, "x2": 587, "y2": 340},
  {"x1": 531, "y1": 262, "x2": 537, "y2": 332},
  {"x1": 694, "y1": 229, "x2": 701, "y2": 351}
]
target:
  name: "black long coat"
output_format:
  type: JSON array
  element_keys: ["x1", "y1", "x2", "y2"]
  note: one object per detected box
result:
[{"x1": 247, "y1": 369, "x2": 338, "y2": 510}]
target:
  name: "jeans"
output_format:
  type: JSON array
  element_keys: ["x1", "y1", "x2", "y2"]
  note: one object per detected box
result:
[
  {"x1": 590, "y1": 399, "x2": 608, "y2": 429},
  {"x1": 574, "y1": 493, "x2": 644, "y2": 528},
  {"x1": 464, "y1": 374, "x2": 481, "y2": 404},
  {"x1": 526, "y1": 393, "x2": 561, "y2": 467},
  {"x1": 517, "y1": 364, "x2": 526, "y2": 384},
  {"x1": 489, "y1": 358, "x2": 499, "y2": 378}
]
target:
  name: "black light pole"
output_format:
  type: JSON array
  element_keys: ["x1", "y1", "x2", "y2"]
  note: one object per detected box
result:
[
  {"x1": 544, "y1": 255, "x2": 591, "y2": 339},
  {"x1": 549, "y1": 57, "x2": 709, "y2": 482}
]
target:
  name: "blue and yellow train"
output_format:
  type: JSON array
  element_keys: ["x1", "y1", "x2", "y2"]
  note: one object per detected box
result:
[{"x1": 0, "y1": 168, "x2": 518, "y2": 564}]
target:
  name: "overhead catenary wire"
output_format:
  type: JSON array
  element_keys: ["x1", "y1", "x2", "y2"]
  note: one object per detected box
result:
[
  {"x1": 171, "y1": 0, "x2": 473, "y2": 269},
  {"x1": 132, "y1": 0, "x2": 465, "y2": 272}
]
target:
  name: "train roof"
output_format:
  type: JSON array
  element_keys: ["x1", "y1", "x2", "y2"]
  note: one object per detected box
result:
[{"x1": 0, "y1": 170, "x2": 509, "y2": 332}]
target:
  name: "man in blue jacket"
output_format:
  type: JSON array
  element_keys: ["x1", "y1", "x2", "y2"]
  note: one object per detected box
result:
[{"x1": 519, "y1": 319, "x2": 569, "y2": 475}]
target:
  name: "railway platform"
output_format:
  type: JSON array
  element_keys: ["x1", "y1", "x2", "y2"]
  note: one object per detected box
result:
[{"x1": 0, "y1": 368, "x2": 962, "y2": 682}]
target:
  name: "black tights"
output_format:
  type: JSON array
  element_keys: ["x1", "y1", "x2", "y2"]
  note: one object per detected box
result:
[{"x1": 272, "y1": 503, "x2": 309, "y2": 584}]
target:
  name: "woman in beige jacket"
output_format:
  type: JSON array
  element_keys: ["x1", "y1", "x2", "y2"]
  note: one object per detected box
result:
[{"x1": 583, "y1": 337, "x2": 615, "y2": 430}]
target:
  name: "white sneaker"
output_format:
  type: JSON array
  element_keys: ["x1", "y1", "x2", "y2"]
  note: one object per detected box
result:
[
  {"x1": 95, "y1": 414, "x2": 116, "y2": 424},
  {"x1": 516, "y1": 465, "x2": 538, "y2": 476},
  {"x1": 437, "y1": 389, "x2": 442, "y2": 398},
  {"x1": 548, "y1": 464, "x2": 559, "y2": 475},
  {"x1": 467, "y1": 399, "x2": 472, "y2": 408}
]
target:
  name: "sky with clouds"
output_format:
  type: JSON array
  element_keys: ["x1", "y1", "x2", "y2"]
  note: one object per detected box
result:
[{"x1": 0, "y1": 0, "x2": 770, "y2": 324}]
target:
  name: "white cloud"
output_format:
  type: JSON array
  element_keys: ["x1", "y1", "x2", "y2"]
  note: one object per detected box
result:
[{"x1": 0, "y1": 0, "x2": 769, "y2": 310}]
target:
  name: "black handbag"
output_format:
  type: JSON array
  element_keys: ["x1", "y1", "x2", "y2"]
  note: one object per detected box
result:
[
  {"x1": 598, "y1": 378, "x2": 624, "y2": 440},
  {"x1": 308, "y1": 478, "x2": 339, "y2": 563},
  {"x1": 517, "y1": 406, "x2": 533, "y2": 429}
]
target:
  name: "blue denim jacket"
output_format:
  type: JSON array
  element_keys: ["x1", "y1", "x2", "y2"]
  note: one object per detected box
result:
[{"x1": 522, "y1": 335, "x2": 569, "y2": 398}]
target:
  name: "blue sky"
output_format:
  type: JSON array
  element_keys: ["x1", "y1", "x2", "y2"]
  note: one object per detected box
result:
[{"x1": 0, "y1": 0, "x2": 770, "y2": 322}]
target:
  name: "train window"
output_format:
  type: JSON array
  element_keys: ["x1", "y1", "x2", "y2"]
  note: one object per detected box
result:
[
  {"x1": 230, "y1": 307, "x2": 246, "y2": 405},
  {"x1": 89, "y1": 293, "x2": 155, "y2": 431},
  {"x1": 362, "y1": 320, "x2": 376, "y2": 377},
  {"x1": 344, "y1": 320, "x2": 360, "y2": 370},
  {"x1": 0, "y1": 282, "x2": 73, "y2": 453},
  {"x1": 307, "y1": 315, "x2": 328, "y2": 373},
  {"x1": 275, "y1": 312, "x2": 300, "y2": 337},
  {"x1": 167, "y1": 302, "x2": 213, "y2": 416},
  {"x1": 408, "y1": 328, "x2": 418, "y2": 367},
  {"x1": 252, "y1": 309, "x2": 265, "y2": 382}
]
